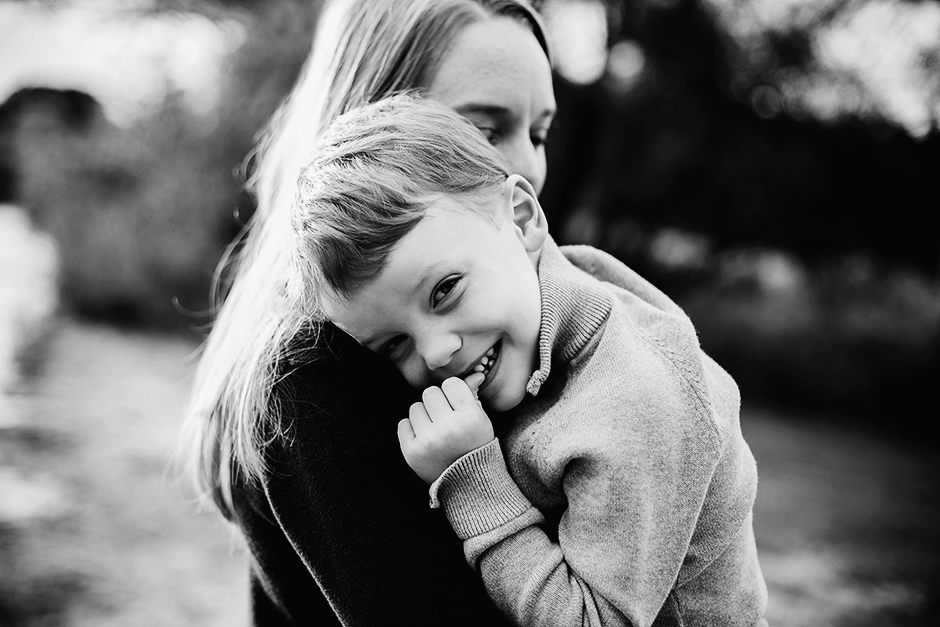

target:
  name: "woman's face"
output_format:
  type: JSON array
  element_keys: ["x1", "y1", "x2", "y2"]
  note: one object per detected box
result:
[{"x1": 426, "y1": 17, "x2": 555, "y2": 195}]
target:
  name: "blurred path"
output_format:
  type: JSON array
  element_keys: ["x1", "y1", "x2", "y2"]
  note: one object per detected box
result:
[
  {"x1": 0, "y1": 319, "x2": 246, "y2": 627},
  {"x1": 745, "y1": 407, "x2": 940, "y2": 626},
  {"x1": 0, "y1": 319, "x2": 938, "y2": 626}
]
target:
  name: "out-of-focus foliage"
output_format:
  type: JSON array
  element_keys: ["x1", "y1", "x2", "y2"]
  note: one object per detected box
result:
[
  {"x1": 536, "y1": 0, "x2": 939, "y2": 435},
  {"x1": 2, "y1": 0, "x2": 937, "y2": 433},
  {"x1": 2, "y1": 1, "x2": 318, "y2": 331},
  {"x1": 541, "y1": 0, "x2": 939, "y2": 275},
  {"x1": 7, "y1": 89, "x2": 233, "y2": 327},
  {"x1": 0, "y1": 3, "x2": 245, "y2": 127},
  {"x1": 705, "y1": 0, "x2": 940, "y2": 139}
]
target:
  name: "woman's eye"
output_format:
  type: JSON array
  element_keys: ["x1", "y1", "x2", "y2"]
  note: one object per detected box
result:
[
  {"x1": 432, "y1": 277, "x2": 460, "y2": 308},
  {"x1": 475, "y1": 126, "x2": 499, "y2": 144},
  {"x1": 531, "y1": 129, "x2": 549, "y2": 148}
]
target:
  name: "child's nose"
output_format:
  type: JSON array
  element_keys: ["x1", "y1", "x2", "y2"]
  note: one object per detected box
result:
[{"x1": 417, "y1": 330, "x2": 461, "y2": 372}]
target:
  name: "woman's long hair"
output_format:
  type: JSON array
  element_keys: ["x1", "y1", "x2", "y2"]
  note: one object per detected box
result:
[{"x1": 180, "y1": 0, "x2": 551, "y2": 518}]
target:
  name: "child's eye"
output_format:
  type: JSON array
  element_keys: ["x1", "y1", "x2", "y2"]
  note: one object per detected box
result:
[
  {"x1": 380, "y1": 335, "x2": 407, "y2": 357},
  {"x1": 431, "y1": 277, "x2": 460, "y2": 308}
]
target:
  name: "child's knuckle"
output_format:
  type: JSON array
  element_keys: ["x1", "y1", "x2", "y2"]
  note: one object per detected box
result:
[{"x1": 442, "y1": 377, "x2": 462, "y2": 392}]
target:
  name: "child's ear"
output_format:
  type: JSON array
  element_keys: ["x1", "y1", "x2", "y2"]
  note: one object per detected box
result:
[{"x1": 504, "y1": 174, "x2": 548, "y2": 253}]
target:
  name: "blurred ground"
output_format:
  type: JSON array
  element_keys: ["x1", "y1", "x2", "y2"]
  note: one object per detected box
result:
[
  {"x1": 0, "y1": 319, "x2": 938, "y2": 626},
  {"x1": 0, "y1": 320, "x2": 246, "y2": 627}
]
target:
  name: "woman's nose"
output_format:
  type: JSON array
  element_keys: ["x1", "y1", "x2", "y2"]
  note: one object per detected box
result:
[{"x1": 502, "y1": 134, "x2": 545, "y2": 195}]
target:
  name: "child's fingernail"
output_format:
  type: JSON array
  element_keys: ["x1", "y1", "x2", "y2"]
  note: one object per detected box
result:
[{"x1": 464, "y1": 372, "x2": 485, "y2": 399}]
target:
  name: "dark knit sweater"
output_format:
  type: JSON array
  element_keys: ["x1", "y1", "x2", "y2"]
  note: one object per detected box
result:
[{"x1": 230, "y1": 324, "x2": 514, "y2": 626}]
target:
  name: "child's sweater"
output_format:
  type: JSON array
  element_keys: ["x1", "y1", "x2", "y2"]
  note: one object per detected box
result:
[{"x1": 429, "y1": 238, "x2": 768, "y2": 627}]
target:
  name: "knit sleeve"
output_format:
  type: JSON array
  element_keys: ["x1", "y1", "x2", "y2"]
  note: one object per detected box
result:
[
  {"x1": 428, "y1": 346, "x2": 762, "y2": 626},
  {"x1": 425, "y1": 244, "x2": 765, "y2": 626},
  {"x1": 429, "y1": 439, "x2": 544, "y2": 558},
  {"x1": 430, "y1": 427, "x2": 718, "y2": 626}
]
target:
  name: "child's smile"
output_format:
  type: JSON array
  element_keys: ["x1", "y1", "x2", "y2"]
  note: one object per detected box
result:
[
  {"x1": 320, "y1": 189, "x2": 545, "y2": 412},
  {"x1": 470, "y1": 342, "x2": 499, "y2": 381}
]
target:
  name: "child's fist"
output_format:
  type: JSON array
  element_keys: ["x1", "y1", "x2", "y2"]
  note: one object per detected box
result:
[{"x1": 397, "y1": 376, "x2": 494, "y2": 484}]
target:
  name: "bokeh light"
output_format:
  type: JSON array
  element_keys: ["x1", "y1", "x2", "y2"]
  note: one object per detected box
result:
[
  {"x1": 542, "y1": 0, "x2": 609, "y2": 85},
  {"x1": 0, "y1": 1, "x2": 246, "y2": 127},
  {"x1": 701, "y1": 0, "x2": 940, "y2": 136},
  {"x1": 606, "y1": 39, "x2": 646, "y2": 94}
]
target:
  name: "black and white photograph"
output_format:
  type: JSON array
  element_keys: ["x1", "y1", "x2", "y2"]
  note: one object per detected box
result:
[{"x1": 1, "y1": 0, "x2": 938, "y2": 625}]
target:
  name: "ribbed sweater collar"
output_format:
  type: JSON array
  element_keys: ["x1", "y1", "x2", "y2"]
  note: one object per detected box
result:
[{"x1": 526, "y1": 237, "x2": 613, "y2": 396}]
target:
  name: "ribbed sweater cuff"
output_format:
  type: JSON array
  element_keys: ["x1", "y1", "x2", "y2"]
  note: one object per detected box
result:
[{"x1": 428, "y1": 439, "x2": 532, "y2": 540}]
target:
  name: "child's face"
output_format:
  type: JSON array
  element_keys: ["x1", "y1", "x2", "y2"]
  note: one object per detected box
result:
[{"x1": 322, "y1": 188, "x2": 545, "y2": 412}]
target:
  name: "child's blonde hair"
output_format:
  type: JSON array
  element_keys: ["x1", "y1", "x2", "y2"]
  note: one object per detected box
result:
[
  {"x1": 181, "y1": 0, "x2": 550, "y2": 518},
  {"x1": 289, "y1": 94, "x2": 511, "y2": 315}
]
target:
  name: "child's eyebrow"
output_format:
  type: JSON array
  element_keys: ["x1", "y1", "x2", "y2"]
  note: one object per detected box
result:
[{"x1": 415, "y1": 261, "x2": 449, "y2": 297}]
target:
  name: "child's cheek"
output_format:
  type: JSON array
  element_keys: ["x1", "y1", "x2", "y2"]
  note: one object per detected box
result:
[{"x1": 398, "y1": 356, "x2": 430, "y2": 390}]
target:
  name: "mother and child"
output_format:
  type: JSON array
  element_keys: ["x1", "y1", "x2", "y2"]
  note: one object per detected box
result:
[{"x1": 182, "y1": 0, "x2": 769, "y2": 625}]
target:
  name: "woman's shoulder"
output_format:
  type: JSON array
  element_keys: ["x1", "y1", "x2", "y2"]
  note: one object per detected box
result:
[
  {"x1": 271, "y1": 321, "x2": 416, "y2": 426},
  {"x1": 278, "y1": 321, "x2": 355, "y2": 370}
]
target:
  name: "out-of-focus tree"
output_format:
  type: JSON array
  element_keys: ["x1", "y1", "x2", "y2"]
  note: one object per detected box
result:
[
  {"x1": 537, "y1": 0, "x2": 939, "y2": 439},
  {"x1": 2, "y1": 0, "x2": 318, "y2": 330},
  {"x1": 3, "y1": 0, "x2": 937, "y2": 436},
  {"x1": 541, "y1": 0, "x2": 939, "y2": 276}
]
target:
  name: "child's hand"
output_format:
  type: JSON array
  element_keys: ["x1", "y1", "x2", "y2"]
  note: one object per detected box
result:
[{"x1": 397, "y1": 375, "x2": 494, "y2": 484}]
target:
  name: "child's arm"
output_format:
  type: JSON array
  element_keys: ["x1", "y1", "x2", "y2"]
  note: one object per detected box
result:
[{"x1": 401, "y1": 374, "x2": 763, "y2": 627}]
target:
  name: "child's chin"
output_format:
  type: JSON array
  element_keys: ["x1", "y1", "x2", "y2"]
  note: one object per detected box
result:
[{"x1": 484, "y1": 387, "x2": 527, "y2": 412}]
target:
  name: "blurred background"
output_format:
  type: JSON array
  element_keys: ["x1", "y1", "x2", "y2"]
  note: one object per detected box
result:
[{"x1": 0, "y1": 0, "x2": 938, "y2": 625}]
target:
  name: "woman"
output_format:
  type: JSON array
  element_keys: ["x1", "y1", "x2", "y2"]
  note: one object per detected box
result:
[{"x1": 183, "y1": 0, "x2": 555, "y2": 624}]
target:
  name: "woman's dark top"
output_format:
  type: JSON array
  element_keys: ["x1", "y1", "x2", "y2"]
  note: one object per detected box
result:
[{"x1": 229, "y1": 323, "x2": 512, "y2": 626}]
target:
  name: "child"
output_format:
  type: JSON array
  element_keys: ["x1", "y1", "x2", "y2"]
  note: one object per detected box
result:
[{"x1": 290, "y1": 94, "x2": 769, "y2": 627}]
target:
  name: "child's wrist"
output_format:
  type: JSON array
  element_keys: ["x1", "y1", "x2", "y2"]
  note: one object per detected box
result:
[{"x1": 428, "y1": 439, "x2": 532, "y2": 539}]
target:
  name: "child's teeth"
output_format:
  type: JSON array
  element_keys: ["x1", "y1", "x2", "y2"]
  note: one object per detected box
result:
[{"x1": 470, "y1": 345, "x2": 499, "y2": 381}]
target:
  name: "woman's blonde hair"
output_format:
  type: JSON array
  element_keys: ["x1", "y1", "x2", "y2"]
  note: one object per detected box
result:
[{"x1": 181, "y1": 0, "x2": 550, "y2": 518}]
